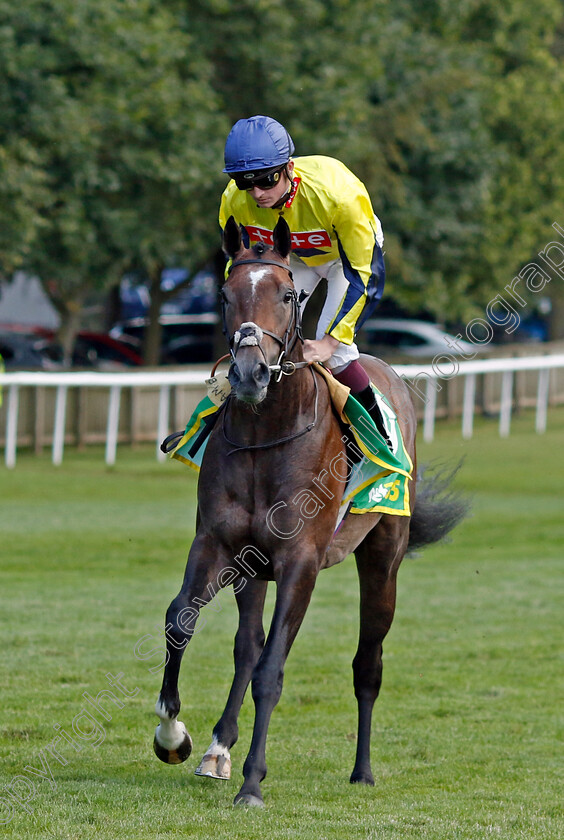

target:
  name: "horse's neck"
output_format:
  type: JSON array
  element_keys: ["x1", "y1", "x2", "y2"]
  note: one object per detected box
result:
[
  {"x1": 228, "y1": 367, "x2": 316, "y2": 448},
  {"x1": 267, "y1": 369, "x2": 314, "y2": 419}
]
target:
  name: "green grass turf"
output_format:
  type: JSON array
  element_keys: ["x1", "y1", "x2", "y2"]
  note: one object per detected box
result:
[{"x1": 0, "y1": 408, "x2": 563, "y2": 839}]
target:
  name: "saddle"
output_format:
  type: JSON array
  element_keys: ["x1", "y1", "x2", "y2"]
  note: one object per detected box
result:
[{"x1": 163, "y1": 363, "x2": 413, "y2": 519}]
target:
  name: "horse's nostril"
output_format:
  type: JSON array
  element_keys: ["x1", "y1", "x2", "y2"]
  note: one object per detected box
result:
[
  {"x1": 253, "y1": 362, "x2": 270, "y2": 387},
  {"x1": 228, "y1": 359, "x2": 269, "y2": 397},
  {"x1": 228, "y1": 364, "x2": 241, "y2": 387}
]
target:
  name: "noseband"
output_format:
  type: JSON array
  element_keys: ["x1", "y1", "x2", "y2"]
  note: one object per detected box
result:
[{"x1": 222, "y1": 257, "x2": 308, "y2": 381}]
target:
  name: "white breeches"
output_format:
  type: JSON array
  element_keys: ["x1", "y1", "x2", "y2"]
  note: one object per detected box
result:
[{"x1": 290, "y1": 256, "x2": 359, "y2": 372}]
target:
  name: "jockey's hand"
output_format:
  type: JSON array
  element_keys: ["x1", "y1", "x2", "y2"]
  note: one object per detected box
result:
[{"x1": 302, "y1": 334, "x2": 340, "y2": 364}]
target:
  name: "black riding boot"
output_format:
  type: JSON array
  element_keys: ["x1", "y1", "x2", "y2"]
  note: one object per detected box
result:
[{"x1": 355, "y1": 385, "x2": 393, "y2": 451}]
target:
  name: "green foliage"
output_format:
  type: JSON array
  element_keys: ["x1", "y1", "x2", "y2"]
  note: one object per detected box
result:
[
  {"x1": 1, "y1": 0, "x2": 564, "y2": 353},
  {"x1": 360, "y1": 0, "x2": 564, "y2": 320},
  {"x1": 479, "y1": 1, "x2": 564, "y2": 280},
  {"x1": 177, "y1": 0, "x2": 564, "y2": 323},
  {"x1": 0, "y1": 0, "x2": 228, "y2": 358}
]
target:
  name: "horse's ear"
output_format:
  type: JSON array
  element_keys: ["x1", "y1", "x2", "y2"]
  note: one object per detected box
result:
[
  {"x1": 273, "y1": 217, "x2": 292, "y2": 260},
  {"x1": 223, "y1": 216, "x2": 243, "y2": 258}
]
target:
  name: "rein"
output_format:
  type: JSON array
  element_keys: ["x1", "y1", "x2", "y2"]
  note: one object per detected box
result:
[{"x1": 222, "y1": 367, "x2": 319, "y2": 455}]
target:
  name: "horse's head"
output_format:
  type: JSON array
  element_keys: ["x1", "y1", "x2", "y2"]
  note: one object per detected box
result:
[{"x1": 221, "y1": 216, "x2": 301, "y2": 405}]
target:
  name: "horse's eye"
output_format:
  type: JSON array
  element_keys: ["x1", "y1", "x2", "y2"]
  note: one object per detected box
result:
[
  {"x1": 219, "y1": 289, "x2": 228, "y2": 304},
  {"x1": 284, "y1": 290, "x2": 294, "y2": 303}
]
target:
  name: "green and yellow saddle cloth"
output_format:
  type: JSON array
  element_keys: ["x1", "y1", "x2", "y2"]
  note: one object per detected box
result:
[{"x1": 169, "y1": 364, "x2": 413, "y2": 524}]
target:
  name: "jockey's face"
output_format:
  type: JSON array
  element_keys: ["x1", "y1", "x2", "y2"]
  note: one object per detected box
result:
[{"x1": 248, "y1": 161, "x2": 294, "y2": 208}]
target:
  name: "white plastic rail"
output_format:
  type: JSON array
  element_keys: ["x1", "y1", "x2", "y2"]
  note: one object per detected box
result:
[{"x1": 1, "y1": 355, "x2": 564, "y2": 467}]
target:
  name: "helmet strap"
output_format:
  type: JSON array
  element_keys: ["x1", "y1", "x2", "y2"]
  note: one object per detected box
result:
[{"x1": 271, "y1": 166, "x2": 295, "y2": 209}]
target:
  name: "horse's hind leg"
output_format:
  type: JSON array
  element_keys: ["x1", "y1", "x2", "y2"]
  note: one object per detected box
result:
[
  {"x1": 350, "y1": 517, "x2": 409, "y2": 785},
  {"x1": 153, "y1": 533, "x2": 231, "y2": 766},
  {"x1": 195, "y1": 578, "x2": 268, "y2": 780}
]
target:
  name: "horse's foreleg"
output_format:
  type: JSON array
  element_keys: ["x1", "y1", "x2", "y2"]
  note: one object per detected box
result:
[
  {"x1": 195, "y1": 578, "x2": 268, "y2": 780},
  {"x1": 350, "y1": 520, "x2": 408, "y2": 785},
  {"x1": 234, "y1": 565, "x2": 318, "y2": 807},
  {"x1": 153, "y1": 534, "x2": 231, "y2": 766}
]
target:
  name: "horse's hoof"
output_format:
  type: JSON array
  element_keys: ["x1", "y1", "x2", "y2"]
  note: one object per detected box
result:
[
  {"x1": 350, "y1": 769, "x2": 375, "y2": 786},
  {"x1": 153, "y1": 723, "x2": 192, "y2": 765},
  {"x1": 234, "y1": 792, "x2": 265, "y2": 808},
  {"x1": 195, "y1": 752, "x2": 231, "y2": 780}
]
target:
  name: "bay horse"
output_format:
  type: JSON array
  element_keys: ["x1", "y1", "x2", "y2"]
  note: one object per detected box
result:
[{"x1": 153, "y1": 216, "x2": 465, "y2": 807}]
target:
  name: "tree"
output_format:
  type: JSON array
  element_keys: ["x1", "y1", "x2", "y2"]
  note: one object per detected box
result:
[
  {"x1": 376, "y1": 0, "x2": 564, "y2": 326},
  {"x1": 176, "y1": 1, "x2": 497, "y2": 323},
  {"x1": 3, "y1": 0, "x2": 564, "y2": 361},
  {"x1": 183, "y1": 0, "x2": 564, "y2": 327},
  {"x1": 0, "y1": 0, "x2": 228, "y2": 363},
  {"x1": 475, "y1": 0, "x2": 564, "y2": 336}
]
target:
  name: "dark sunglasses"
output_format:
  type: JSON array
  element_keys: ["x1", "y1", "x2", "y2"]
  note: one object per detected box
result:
[{"x1": 233, "y1": 168, "x2": 284, "y2": 191}]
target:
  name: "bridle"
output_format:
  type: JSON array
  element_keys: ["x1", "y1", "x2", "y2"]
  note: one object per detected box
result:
[
  {"x1": 222, "y1": 257, "x2": 309, "y2": 382},
  {"x1": 220, "y1": 255, "x2": 318, "y2": 454}
]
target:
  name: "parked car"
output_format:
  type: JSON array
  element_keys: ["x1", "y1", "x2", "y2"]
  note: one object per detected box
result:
[
  {"x1": 37, "y1": 330, "x2": 144, "y2": 368},
  {"x1": 357, "y1": 318, "x2": 481, "y2": 359},
  {"x1": 0, "y1": 326, "x2": 144, "y2": 370},
  {"x1": 109, "y1": 313, "x2": 219, "y2": 365},
  {"x1": 118, "y1": 268, "x2": 217, "y2": 320},
  {"x1": 0, "y1": 330, "x2": 55, "y2": 370}
]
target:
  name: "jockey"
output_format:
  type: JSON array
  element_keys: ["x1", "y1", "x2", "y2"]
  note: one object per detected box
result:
[{"x1": 219, "y1": 115, "x2": 390, "y2": 442}]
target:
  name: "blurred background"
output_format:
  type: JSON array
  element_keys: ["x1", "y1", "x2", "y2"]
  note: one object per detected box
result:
[{"x1": 1, "y1": 0, "x2": 564, "y2": 370}]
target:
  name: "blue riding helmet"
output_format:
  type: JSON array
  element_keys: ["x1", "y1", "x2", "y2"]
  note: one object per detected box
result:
[{"x1": 223, "y1": 116, "x2": 295, "y2": 174}]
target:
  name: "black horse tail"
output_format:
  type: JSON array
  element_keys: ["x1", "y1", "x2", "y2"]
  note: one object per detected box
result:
[{"x1": 408, "y1": 460, "x2": 470, "y2": 551}]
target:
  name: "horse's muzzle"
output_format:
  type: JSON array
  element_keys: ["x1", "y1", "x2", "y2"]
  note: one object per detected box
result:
[{"x1": 228, "y1": 357, "x2": 271, "y2": 404}]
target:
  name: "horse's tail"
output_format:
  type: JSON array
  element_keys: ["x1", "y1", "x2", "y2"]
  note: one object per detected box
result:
[{"x1": 407, "y1": 460, "x2": 470, "y2": 551}]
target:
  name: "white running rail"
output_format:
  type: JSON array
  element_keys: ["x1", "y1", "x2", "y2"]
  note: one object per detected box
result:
[{"x1": 2, "y1": 355, "x2": 564, "y2": 468}]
